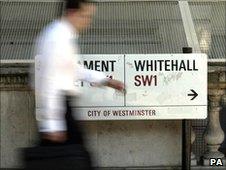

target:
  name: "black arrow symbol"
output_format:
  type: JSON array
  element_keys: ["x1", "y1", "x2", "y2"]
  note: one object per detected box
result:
[{"x1": 188, "y1": 89, "x2": 198, "y2": 100}]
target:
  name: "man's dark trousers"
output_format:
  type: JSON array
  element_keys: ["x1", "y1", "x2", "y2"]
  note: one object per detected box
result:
[{"x1": 24, "y1": 96, "x2": 93, "y2": 170}]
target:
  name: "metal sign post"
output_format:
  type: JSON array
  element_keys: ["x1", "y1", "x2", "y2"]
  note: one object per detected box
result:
[{"x1": 182, "y1": 47, "x2": 193, "y2": 170}]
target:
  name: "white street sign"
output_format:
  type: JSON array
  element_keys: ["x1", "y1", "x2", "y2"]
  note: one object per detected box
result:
[{"x1": 73, "y1": 54, "x2": 207, "y2": 120}]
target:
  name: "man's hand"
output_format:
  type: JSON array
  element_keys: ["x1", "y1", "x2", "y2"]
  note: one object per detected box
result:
[
  {"x1": 105, "y1": 79, "x2": 126, "y2": 93},
  {"x1": 41, "y1": 131, "x2": 68, "y2": 143}
]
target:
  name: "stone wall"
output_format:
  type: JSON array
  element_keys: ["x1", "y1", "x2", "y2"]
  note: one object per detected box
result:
[
  {"x1": 0, "y1": 63, "x2": 225, "y2": 168},
  {"x1": 0, "y1": 64, "x2": 182, "y2": 168}
]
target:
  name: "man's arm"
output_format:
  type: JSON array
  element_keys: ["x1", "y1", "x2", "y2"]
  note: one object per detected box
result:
[
  {"x1": 103, "y1": 79, "x2": 125, "y2": 92},
  {"x1": 76, "y1": 64, "x2": 125, "y2": 92}
]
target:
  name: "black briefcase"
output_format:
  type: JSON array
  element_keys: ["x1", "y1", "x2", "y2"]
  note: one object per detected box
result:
[{"x1": 23, "y1": 144, "x2": 93, "y2": 170}]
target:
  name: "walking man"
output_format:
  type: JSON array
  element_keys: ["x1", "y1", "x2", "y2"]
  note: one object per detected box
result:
[{"x1": 26, "y1": 0, "x2": 125, "y2": 169}]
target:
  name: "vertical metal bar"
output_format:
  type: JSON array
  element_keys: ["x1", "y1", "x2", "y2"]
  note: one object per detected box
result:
[
  {"x1": 182, "y1": 47, "x2": 192, "y2": 170},
  {"x1": 179, "y1": 1, "x2": 201, "y2": 167},
  {"x1": 179, "y1": 1, "x2": 201, "y2": 53},
  {"x1": 182, "y1": 119, "x2": 192, "y2": 170}
]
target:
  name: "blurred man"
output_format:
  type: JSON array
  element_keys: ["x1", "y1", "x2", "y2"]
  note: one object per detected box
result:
[{"x1": 26, "y1": 0, "x2": 125, "y2": 169}]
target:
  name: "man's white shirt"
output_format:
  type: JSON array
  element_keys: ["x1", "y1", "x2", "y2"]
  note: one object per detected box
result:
[{"x1": 35, "y1": 19, "x2": 106, "y2": 132}]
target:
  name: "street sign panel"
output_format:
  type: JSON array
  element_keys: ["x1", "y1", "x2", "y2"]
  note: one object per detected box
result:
[{"x1": 73, "y1": 54, "x2": 207, "y2": 120}]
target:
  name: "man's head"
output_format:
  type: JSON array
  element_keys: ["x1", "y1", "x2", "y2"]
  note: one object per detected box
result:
[{"x1": 64, "y1": 0, "x2": 95, "y2": 32}]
